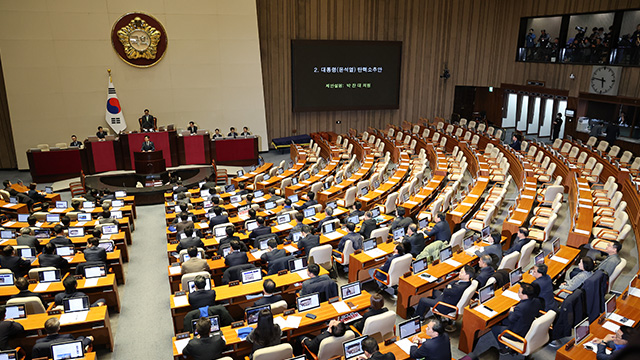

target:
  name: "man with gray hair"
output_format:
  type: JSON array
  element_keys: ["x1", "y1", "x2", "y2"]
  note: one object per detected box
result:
[{"x1": 16, "y1": 227, "x2": 40, "y2": 252}]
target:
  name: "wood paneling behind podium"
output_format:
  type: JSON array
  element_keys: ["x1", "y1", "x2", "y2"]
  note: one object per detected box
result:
[
  {"x1": 256, "y1": 0, "x2": 640, "y2": 141},
  {"x1": 0, "y1": 56, "x2": 17, "y2": 168}
]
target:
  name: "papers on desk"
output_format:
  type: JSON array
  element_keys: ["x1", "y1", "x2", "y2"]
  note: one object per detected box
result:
[
  {"x1": 602, "y1": 321, "x2": 620, "y2": 333},
  {"x1": 395, "y1": 338, "x2": 414, "y2": 355},
  {"x1": 521, "y1": 194, "x2": 534, "y2": 200},
  {"x1": 284, "y1": 245, "x2": 298, "y2": 253},
  {"x1": 574, "y1": 229, "x2": 590, "y2": 235},
  {"x1": 3, "y1": 221, "x2": 15, "y2": 227},
  {"x1": 285, "y1": 316, "x2": 302, "y2": 329},
  {"x1": 608, "y1": 313, "x2": 635, "y2": 326},
  {"x1": 274, "y1": 223, "x2": 293, "y2": 231},
  {"x1": 101, "y1": 235, "x2": 112, "y2": 240},
  {"x1": 515, "y1": 208, "x2": 529, "y2": 213},
  {"x1": 465, "y1": 246, "x2": 480, "y2": 256},
  {"x1": 550, "y1": 255, "x2": 569, "y2": 264},
  {"x1": 173, "y1": 295, "x2": 189, "y2": 307},
  {"x1": 50, "y1": 208, "x2": 65, "y2": 213},
  {"x1": 169, "y1": 266, "x2": 182, "y2": 275},
  {"x1": 415, "y1": 194, "x2": 427, "y2": 199},
  {"x1": 59, "y1": 310, "x2": 88, "y2": 325},
  {"x1": 251, "y1": 250, "x2": 266, "y2": 259},
  {"x1": 0, "y1": 239, "x2": 9, "y2": 245},
  {"x1": 297, "y1": 271, "x2": 310, "y2": 280},
  {"x1": 477, "y1": 177, "x2": 489, "y2": 182},
  {"x1": 502, "y1": 290, "x2": 521, "y2": 302},
  {"x1": 363, "y1": 248, "x2": 387, "y2": 258},
  {"x1": 253, "y1": 197, "x2": 266, "y2": 202},
  {"x1": 360, "y1": 197, "x2": 370, "y2": 201},
  {"x1": 335, "y1": 184, "x2": 345, "y2": 189},
  {"x1": 419, "y1": 273, "x2": 437, "y2": 283},
  {"x1": 475, "y1": 305, "x2": 497, "y2": 318},
  {"x1": 324, "y1": 232, "x2": 343, "y2": 240},
  {"x1": 2, "y1": 204, "x2": 17, "y2": 208},
  {"x1": 628, "y1": 287, "x2": 640, "y2": 298},
  {"x1": 34, "y1": 282, "x2": 50, "y2": 292},
  {"x1": 197, "y1": 222, "x2": 208, "y2": 229},
  {"x1": 443, "y1": 258, "x2": 461, "y2": 267},
  {"x1": 332, "y1": 301, "x2": 351, "y2": 314},
  {"x1": 175, "y1": 338, "x2": 190, "y2": 354},
  {"x1": 75, "y1": 221, "x2": 87, "y2": 227},
  {"x1": 405, "y1": 201, "x2": 418, "y2": 206},
  {"x1": 468, "y1": 193, "x2": 480, "y2": 198},
  {"x1": 35, "y1": 222, "x2": 43, "y2": 227},
  {"x1": 461, "y1": 202, "x2": 474, "y2": 207},
  {"x1": 374, "y1": 189, "x2": 385, "y2": 194},
  {"x1": 450, "y1": 211, "x2": 463, "y2": 216},
  {"x1": 507, "y1": 219, "x2": 521, "y2": 225},
  {"x1": 83, "y1": 278, "x2": 99, "y2": 287}
]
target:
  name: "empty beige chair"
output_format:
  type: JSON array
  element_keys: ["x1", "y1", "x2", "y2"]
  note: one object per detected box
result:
[
  {"x1": 431, "y1": 132, "x2": 440, "y2": 144},
  {"x1": 383, "y1": 192, "x2": 398, "y2": 214},
  {"x1": 445, "y1": 124, "x2": 454, "y2": 134},
  {"x1": 180, "y1": 271, "x2": 211, "y2": 292},
  {"x1": 412, "y1": 124, "x2": 420, "y2": 134},
  {"x1": 37, "y1": 144, "x2": 50, "y2": 151},
  {"x1": 334, "y1": 239, "x2": 355, "y2": 267},
  {"x1": 608, "y1": 145, "x2": 620, "y2": 158},
  {"x1": 359, "y1": 309, "x2": 397, "y2": 342},
  {"x1": 607, "y1": 258, "x2": 627, "y2": 293},
  {"x1": 517, "y1": 240, "x2": 536, "y2": 269},
  {"x1": 586, "y1": 163, "x2": 603, "y2": 183},
  {"x1": 592, "y1": 176, "x2": 616, "y2": 197},
  {"x1": 462, "y1": 131, "x2": 472, "y2": 142},
  {"x1": 386, "y1": 128, "x2": 393, "y2": 138},
  {"x1": 520, "y1": 140, "x2": 528, "y2": 152},
  {"x1": 28, "y1": 267, "x2": 58, "y2": 281},
  {"x1": 498, "y1": 310, "x2": 556, "y2": 356},
  {"x1": 576, "y1": 152, "x2": 588, "y2": 167},
  {"x1": 454, "y1": 127, "x2": 464, "y2": 138},
  {"x1": 270, "y1": 300, "x2": 288, "y2": 315},
  {"x1": 55, "y1": 142, "x2": 68, "y2": 149},
  {"x1": 432, "y1": 280, "x2": 478, "y2": 331},
  {"x1": 306, "y1": 330, "x2": 356, "y2": 360},
  {"x1": 596, "y1": 140, "x2": 609, "y2": 153},
  {"x1": 252, "y1": 343, "x2": 293, "y2": 360},
  {"x1": 308, "y1": 244, "x2": 333, "y2": 270},
  {"x1": 536, "y1": 162, "x2": 556, "y2": 183},
  {"x1": 567, "y1": 146, "x2": 579, "y2": 159},
  {"x1": 468, "y1": 120, "x2": 477, "y2": 131},
  {"x1": 395, "y1": 131, "x2": 404, "y2": 142},
  {"x1": 532, "y1": 193, "x2": 562, "y2": 219},
  {"x1": 594, "y1": 201, "x2": 626, "y2": 228},
  {"x1": 559, "y1": 142, "x2": 571, "y2": 154},
  {"x1": 586, "y1": 136, "x2": 597, "y2": 147},
  {"x1": 466, "y1": 206, "x2": 495, "y2": 232},
  {"x1": 619, "y1": 151, "x2": 633, "y2": 165},
  {"x1": 477, "y1": 123, "x2": 486, "y2": 133},
  {"x1": 536, "y1": 184, "x2": 563, "y2": 204},
  {"x1": 494, "y1": 129, "x2": 503, "y2": 140},
  {"x1": 470, "y1": 134, "x2": 479, "y2": 148},
  {"x1": 592, "y1": 212, "x2": 628, "y2": 240},
  {"x1": 422, "y1": 128, "x2": 430, "y2": 138},
  {"x1": 276, "y1": 178, "x2": 292, "y2": 196},
  {"x1": 551, "y1": 138, "x2": 562, "y2": 150},
  {"x1": 450, "y1": 229, "x2": 467, "y2": 251},
  {"x1": 6, "y1": 296, "x2": 45, "y2": 315},
  {"x1": 498, "y1": 251, "x2": 520, "y2": 270},
  {"x1": 459, "y1": 118, "x2": 468, "y2": 127},
  {"x1": 593, "y1": 224, "x2": 631, "y2": 244},
  {"x1": 529, "y1": 213, "x2": 557, "y2": 243},
  {"x1": 486, "y1": 127, "x2": 495, "y2": 137}
]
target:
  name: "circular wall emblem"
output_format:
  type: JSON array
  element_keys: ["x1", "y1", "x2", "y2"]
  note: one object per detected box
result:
[{"x1": 111, "y1": 12, "x2": 168, "y2": 68}]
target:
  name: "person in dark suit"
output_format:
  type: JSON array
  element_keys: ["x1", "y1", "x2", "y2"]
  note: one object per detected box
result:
[
  {"x1": 140, "y1": 135, "x2": 155, "y2": 152},
  {"x1": 69, "y1": 135, "x2": 82, "y2": 147},
  {"x1": 509, "y1": 134, "x2": 522, "y2": 151},
  {"x1": 235, "y1": 182, "x2": 249, "y2": 196},
  {"x1": 84, "y1": 237, "x2": 107, "y2": 263},
  {"x1": 374, "y1": 245, "x2": 405, "y2": 284},
  {"x1": 353, "y1": 294, "x2": 388, "y2": 333},
  {"x1": 219, "y1": 226, "x2": 245, "y2": 250},
  {"x1": 531, "y1": 263, "x2": 556, "y2": 311},
  {"x1": 225, "y1": 240, "x2": 249, "y2": 267},
  {"x1": 359, "y1": 211, "x2": 377, "y2": 239},
  {"x1": 188, "y1": 275, "x2": 216, "y2": 310},
  {"x1": 409, "y1": 317, "x2": 451, "y2": 360},
  {"x1": 183, "y1": 317, "x2": 226, "y2": 360},
  {"x1": 253, "y1": 279, "x2": 284, "y2": 307},
  {"x1": 278, "y1": 198, "x2": 293, "y2": 214},
  {"x1": 0, "y1": 305, "x2": 24, "y2": 351},
  {"x1": 475, "y1": 255, "x2": 495, "y2": 287},
  {"x1": 31, "y1": 317, "x2": 92, "y2": 359},
  {"x1": 403, "y1": 223, "x2": 425, "y2": 257},
  {"x1": 10, "y1": 277, "x2": 46, "y2": 308},
  {"x1": 391, "y1": 208, "x2": 413, "y2": 231},
  {"x1": 315, "y1": 207, "x2": 335, "y2": 233},
  {"x1": 286, "y1": 213, "x2": 305, "y2": 241},
  {"x1": 425, "y1": 213, "x2": 451, "y2": 243},
  {"x1": 551, "y1": 113, "x2": 563, "y2": 141},
  {"x1": 504, "y1": 227, "x2": 531, "y2": 256},
  {"x1": 38, "y1": 243, "x2": 69, "y2": 271},
  {"x1": 300, "y1": 263, "x2": 332, "y2": 296},
  {"x1": 591, "y1": 326, "x2": 634, "y2": 360},
  {"x1": 16, "y1": 227, "x2": 41, "y2": 252},
  {"x1": 361, "y1": 336, "x2": 396, "y2": 360},
  {"x1": 337, "y1": 223, "x2": 363, "y2": 253},
  {"x1": 350, "y1": 201, "x2": 365, "y2": 218},
  {"x1": 96, "y1": 126, "x2": 108, "y2": 139},
  {"x1": 249, "y1": 216, "x2": 272, "y2": 240},
  {"x1": 247, "y1": 309, "x2": 282, "y2": 357},
  {"x1": 139, "y1": 109, "x2": 156, "y2": 130},
  {"x1": 187, "y1": 121, "x2": 198, "y2": 135},
  {"x1": 26, "y1": 182, "x2": 46, "y2": 203},
  {"x1": 54, "y1": 276, "x2": 105, "y2": 307},
  {"x1": 0, "y1": 245, "x2": 30, "y2": 277},
  {"x1": 208, "y1": 206, "x2": 229, "y2": 230},
  {"x1": 260, "y1": 239, "x2": 286, "y2": 263},
  {"x1": 241, "y1": 126, "x2": 251, "y2": 136},
  {"x1": 212, "y1": 128, "x2": 223, "y2": 139},
  {"x1": 302, "y1": 320, "x2": 346, "y2": 355},
  {"x1": 176, "y1": 228, "x2": 205, "y2": 254},
  {"x1": 604, "y1": 120, "x2": 620, "y2": 146},
  {"x1": 415, "y1": 265, "x2": 475, "y2": 320},
  {"x1": 175, "y1": 213, "x2": 194, "y2": 234},
  {"x1": 50, "y1": 224, "x2": 72, "y2": 247},
  {"x1": 173, "y1": 180, "x2": 189, "y2": 194},
  {"x1": 295, "y1": 191, "x2": 317, "y2": 211},
  {"x1": 227, "y1": 127, "x2": 239, "y2": 138},
  {"x1": 474, "y1": 234, "x2": 503, "y2": 264},
  {"x1": 297, "y1": 225, "x2": 320, "y2": 257}
]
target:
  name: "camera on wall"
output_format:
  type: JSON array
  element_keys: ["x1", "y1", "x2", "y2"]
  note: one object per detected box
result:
[
  {"x1": 575, "y1": 26, "x2": 586, "y2": 32},
  {"x1": 440, "y1": 69, "x2": 451, "y2": 80}
]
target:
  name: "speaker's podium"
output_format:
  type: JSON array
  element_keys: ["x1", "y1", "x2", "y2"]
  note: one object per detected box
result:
[{"x1": 134, "y1": 151, "x2": 168, "y2": 186}]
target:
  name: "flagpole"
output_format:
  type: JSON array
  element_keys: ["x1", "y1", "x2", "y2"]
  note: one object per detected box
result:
[{"x1": 107, "y1": 68, "x2": 112, "y2": 82}]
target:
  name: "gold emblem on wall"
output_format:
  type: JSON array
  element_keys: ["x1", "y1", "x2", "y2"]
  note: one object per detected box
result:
[{"x1": 111, "y1": 13, "x2": 168, "y2": 68}]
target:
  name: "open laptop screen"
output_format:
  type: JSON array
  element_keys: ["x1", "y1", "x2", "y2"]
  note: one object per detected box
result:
[
  {"x1": 296, "y1": 292, "x2": 321, "y2": 313},
  {"x1": 84, "y1": 265, "x2": 106, "y2": 279},
  {"x1": 77, "y1": 213, "x2": 92, "y2": 221},
  {"x1": 574, "y1": 317, "x2": 590, "y2": 345},
  {"x1": 38, "y1": 269, "x2": 61, "y2": 283},
  {"x1": 478, "y1": 284, "x2": 495, "y2": 304},
  {"x1": 340, "y1": 281, "x2": 361, "y2": 300},
  {"x1": 187, "y1": 278, "x2": 211, "y2": 293},
  {"x1": 63, "y1": 296, "x2": 90, "y2": 313},
  {"x1": 509, "y1": 267, "x2": 523, "y2": 287},
  {"x1": 50, "y1": 340, "x2": 84, "y2": 360},
  {"x1": 412, "y1": 258, "x2": 427, "y2": 275},
  {"x1": 192, "y1": 315, "x2": 220, "y2": 335},
  {"x1": 393, "y1": 227, "x2": 405, "y2": 241},
  {"x1": 363, "y1": 238, "x2": 377, "y2": 251},
  {"x1": 288, "y1": 257, "x2": 308, "y2": 272},
  {"x1": 398, "y1": 317, "x2": 421, "y2": 339},
  {"x1": 0, "y1": 273, "x2": 14, "y2": 286},
  {"x1": 4, "y1": 305, "x2": 26, "y2": 320},
  {"x1": 241, "y1": 268, "x2": 262, "y2": 284},
  {"x1": 246, "y1": 305, "x2": 271, "y2": 324},
  {"x1": 68, "y1": 227, "x2": 84, "y2": 238},
  {"x1": 439, "y1": 246, "x2": 453, "y2": 262},
  {"x1": 343, "y1": 336, "x2": 366, "y2": 360}
]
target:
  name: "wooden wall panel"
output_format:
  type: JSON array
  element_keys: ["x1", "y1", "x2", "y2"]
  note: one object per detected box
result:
[{"x1": 256, "y1": 0, "x2": 640, "y2": 144}]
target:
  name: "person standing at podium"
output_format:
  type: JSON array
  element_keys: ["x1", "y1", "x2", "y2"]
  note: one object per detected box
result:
[
  {"x1": 187, "y1": 121, "x2": 198, "y2": 134},
  {"x1": 141, "y1": 135, "x2": 155, "y2": 152},
  {"x1": 139, "y1": 109, "x2": 156, "y2": 131}
]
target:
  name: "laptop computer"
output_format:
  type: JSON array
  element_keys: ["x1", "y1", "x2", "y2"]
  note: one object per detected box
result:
[
  {"x1": 481, "y1": 226, "x2": 491, "y2": 242},
  {"x1": 102, "y1": 224, "x2": 118, "y2": 235},
  {"x1": 68, "y1": 227, "x2": 85, "y2": 238},
  {"x1": 574, "y1": 317, "x2": 590, "y2": 345},
  {"x1": 340, "y1": 281, "x2": 361, "y2": 300},
  {"x1": 77, "y1": 213, "x2": 92, "y2": 222},
  {"x1": 246, "y1": 221, "x2": 259, "y2": 232},
  {"x1": 84, "y1": 265, "x2": 107, "y2": 279},
  {"x1": 237, "y1": 170, "x2": 245, "y2": 177},
  {"x1": 214, "y1": 226, "x2": 227, "y2": 238},
  {"x1": 264, "y1": 201, "x2": 276, "y2": 211},
  {"x1": 0, "y1": 273, "x2": 14, "y2": 286},
  {"x1": 187, "y1": 278, "x2": 211, "y2": 293},
  {"x1": 17, "y1": 213, "x2": 29, "y2": 222},
  {"x1": 322, "y1": 222, "x2": 336, "y2": 234},
  {"x1": 82, "y1": 201, "x2": 94, "y2": 209},
  {"x1": 115, "y1": 190, "x2": 127, "y2": 198},
  {"x1": 393, "y1": 227, "x2": 405, "y2": 241},
  {"x1": 412, "y1": 258, "x2": 428, "y2": 275},
  {"x1": 246, "y1": 304, "x2": 271, "y2": 324},
  {"x1": 17, "y1": 247, "x2": 36, "y2": 262},
  {"x1": 288, "y1": 257, "x2": 308, "y2": 272},
  {"x1": 45, "y1": 186, "x2": 53, "y2": 194},
  {"x1": 397, "y1": 317, "x2": 422, "y2": 339},
  {"x1": 303, "y1": 207, "x2": 316, "y2": 219},
  {"x1": 288, "y1": 194, "x2": 299, "y2": 203},
  {"x1": 230, "y1": 195, "x2": 242, "y2": 204},
  {"x1": 63, "y1": 296, "x2": 90, "y2": 313},
  {"x1": 111, "y1": 199, "x2": 124, "y2": 208},
  {"x1": 297, "y1": 292, "x2": 321, "y2": 313},
  {"x1": 363, "y1": 238, "x2": 377, "y2": 251},
  {"x1": 241, "y1": 268, "x2": 262, "y2": 284},
  {"x1": 439, "y1": 246, "x2": 453, "y2": 262},
  {"x1": 224, "y1": 184, "x2": 235, "y2": 193},
  {"x1": 191, "y1": 315, "x2": 220, "y2": 336},
  {"x1": 34, "y1": 229, "x2": 50, "y2": 238},
  {"x1": 46, "y1": 214, "x2": 60, "y2": 223},
  {"x1": 3, "y1": 305, "x2": 26, "y2": 320},
  {"x1": 50, "y1": 340, "x2": 84, "y2": 360},
  {"x1": 111, "y1": 210, "x2": 123, "y2": 219},
  {"x1": 551, "y1": 238, "x2": 561, "y2": 256},
  {"x1": 509, "y1": 267, "x2": 523, "y2": 287},
  {"x1": 347, "y1": 215, "x2": 359, "y2": 224},
  {"x1": 277, "y1": 213, "x2": 291, "y2": 225},
  {"x1": 291, "y1": 231, "x2": 303, "y2": 243},
  {"x1": 55, "y1": 201, "x2": 68, "y2": 209},
  {"x1": 343, "y1": 336, "x2": 367, "y2": 360},
  {"x1": 0, "y1": 230, "x2": 14, "y2": 240},
  {"x1": 534, "y1": 250, "x2": 545, "y2": 265},
  {"x1": 98, "y1": 240, "x2": 115, "y2": 252},
  {"x1": 38, "y1": 269, "x2": 61, "y2": 283},
  {"x1": 478, "y1": 284, "x2": 495, "y2": 305}
]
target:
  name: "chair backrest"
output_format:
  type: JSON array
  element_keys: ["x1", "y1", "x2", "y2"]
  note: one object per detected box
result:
[
  {"x1": 253, "y1": 343, "x2": 293, "y2": 360},
  {"x1": 317, "y1": 330, "x2": 356, "y2": 360},
  {"x1": 586, "y1": 136, "x2": 597, "y2": 147},
  {"x1": 520, "y1": 140, "x2": 528, "y2": 152},
  {"x1": 270, "y1": 300, "x2": 288, "y2": 315},
  {"x1": 471, "y1": 134, "x2": 479, "y2": 146},
  {"x1": 454, "y1": 127, "x2": 463, "y2": 137},
  {"x1": 486, "y1": 127, "x2": 495, "y2": 136},
  {"x1": 608, "y1": 145, "x2": 620, "y2": 158},
  {"x1": 362, "y1": 311, "x2": 396, "y2": 343},
  {"x1": 544, "y1": 185, "x2": 564, "y2": 202},
  {"x1": 396, "y1": 131, "x2": 404, "y2": 141},
  {"x1": 445, "y1": 124, "x2": 454, "y2": 134},
  {"x1": 308, "y1": 244, "x2": 333, "y2": 267},
  {"x1": 370, "y1": 226, "x2": 390, "y2": 243},
  {"x1": 450, "y1": 229, "x2": 466, "y2": 250},
  {"x1": 477, "y1": 123, "x2": 486, "y2": 133},
  {"x1": 521, "y1": 310, "x2": 556, "y2": 355},
  {"x1": 178, "y1": 248, "x2": 206, "y2": 263},
  {"x1": 456, "y1": 280, "x2": 479, "y2": 315},
  {"x1": 432, "y1": 132, "x2": 440, "y2": 143},
  {"x1": 545, "y1": 162, "x2": 556, "y2": 176},
  {"x1": 341, "y1": 187, "x2": 357, "y2": 208},
  {"x1": 180, "y1": 271, "x2": 211, "y2": 292},
  {"x1": 422, "y1": 128, "x2": 430, "y2": 138},
  {"x1": 596, "y1": 140, "x2": 609, "y2": 152},
  {"x1": 384, "y1": 192, "x2": 398, "y2": 214},
  {"x1": 459, "y1": 118, "x2": 468, "y2": 127},
  {"x1": 468, "y1": 120, "x2": 476, "y2": 130},
  {"x1": 517, "y1": 240, "x2": 536, "y2": 269},
  {"x1": 568, "y1": 146, "x2": 579, "y2": 158},
  {"x1": 412, "y1": 124, "x2": 420, "y2": 134},
  {"x1": 7, "y1": 296, "x2": 46, "y2": 314},
  {"x1": 619, "y1": 151, "x2": 632, "y2": 164},
  {"x1": 576, "y1": 152, "x2": 588, "y2": 165},
  {"x1": 386, "y1": 253, "x2": 413, "y2": 287},
  {"x1": 591, "y1": 163, "x2": 603, "y2": 177},
  {"x1": 339, "y1": 240, "x2": 355, "y2": 266},
  {"x1": 552, "y1": 138, "x2": 562, "y2": 149},
  {"x1": 28, "y1": 267, "x2": 58, "y2": 280},
  {"x1": 617, "y1": 224, "x2": 632, "y2": 242},
  {"x1": 498, "y1": 251, "x2": 520, "y2": 270},
  {"x1": 463, "y1": 131, "x2": 472, "y2": 141},
  {"x1": 37, "y1": 143, "x2": 50, "y2": 151},
  {"x1": 608, "y1": 258, "x2": 627, "y2": 293},
  {"x1": 559, "y1": 142, "x2": 571, "y2": 154}
]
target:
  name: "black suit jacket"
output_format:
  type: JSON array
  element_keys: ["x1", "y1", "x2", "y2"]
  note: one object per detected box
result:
[
  {"x1": 50, "y1": 235, "x2": 73, "y2": 247},
  {"x1": 391, "y1": 217, "x2": 413, "y2": 231},
  {"x1": 304, "y1": 331, "x2": 333, "y2": 354},
  {"x1": 369, "y1": 351, "x2": 396, "y2": 360},
  {"x1": 10, "y1": 290, "x2": 47, "y2": 308},
  {"x1": 254, "y1": 294, "x2": 284, "y2": 307},
  {"x1": 16, "y1": 234, "x2": 41, "y2": 252},
  {"x1": 37, "y1": 253, "x2": 69, "y2": 270},
  {"x1": 176, "y1": 237, "x2": 205, "y2": 253},
  {"x1": 32, "y1": 333, "x2": 91, "y2": 359},
  {"x1": 296, "y1": 199, "x2": 317, "y2": 210},
  {"x1": 533, "y1": 274, "x2": 556, "y2": 311},
  {"x1": 503, "y1": 298, "x2": 542, "y2": 337},
  {"x1": 141, "y1": 141, "x2": 155, "y2": 151},
  {"x1": 188, "y1": 289, "x2": 217, "y2": 310},
  {"x1": 316, "y1": 215, "x2": 336, "y2": 232},
  {"x1": 476, "y1": 266, "x2": 495, "y2": 287},
  {"x1": 297, "y1": 234, "x2": 320, "y2": 255},
  {"x1": 0, "y1": 255, "x2": 30, "y2": 277},
  {"x1": 260, "y1": 249, "x2": 286, "y2": 263},
  {"x1": 504, "y1": 237, "x2": 531, "y2": 255},
  {"x1": 0, "y1": 320, "x2": 24, "y2": 351},
  {"x1": 84, "y1": 247, "x2": 107, "y2": 263},
  {"x1": 54, "y1": 290, "x2": 87, "y2": 306},
  {"x1": 435, "y1": 280, "x2": 471, "y2": 313},
  {"x1": 404, "y1": 233, "x2": 426, "y2": 257},
  {"x1": 141, "y1": 115, "x2": 155, "y2": 129},
  {"x1": 182, "y1": 334, "x2": 225, "y2": 360},
  {"x1": 409, "y1": 333, "x2": 451, "y2": 360},
  {"x1": 426, "y1": 221, "x2": 451, "y2": 242},
  {"x1": 209, "y1": 215, "x2": 230, "y2": 229},
  {"x1": 359, "y1": 219, "x2": 377, "y2": 239},
  {"x1": 249, "y1": 225, "x2": 272, "y2": 239},
  {"x1": 225, "y1": 251, "x2": 249, "y2": 267},
  {"x1": 187, "y1": 126, "x2": 198, "y2": 134}
]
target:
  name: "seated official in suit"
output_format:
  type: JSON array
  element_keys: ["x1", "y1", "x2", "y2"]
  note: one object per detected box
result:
[
  {"x1": 474, "y1": 233, "x2": 503, "y2": 264},
  {"x1": 219, "y1": 226, "x2": 246, "y2": 250},
  {"x1": 359, "y1": 211, "x2": 377, "y2": 239},
  {"x1": 10, "y1": 277, "x2": 47, "y2": 308},
  {"x1": 247, "y1": 309, "x2": 282, "y2": 358},
  {"x1": 225, "y1": 240, "x2": 249, "y2": 267},
  {"x1": 504, "y1": 227, "x2": 531, "y2": 256},
  {"x1": 531, "y1": 263, "x2": 556, "y2": 311},
  {"x1": 350, "y1": 201, "x2": 365, "y2": 218},
  {"x1": 69, "y1": 134, "x2": 82, "y2": 147},
  {"x1": 278, "y1": 199, "x2": 293, "y2": 214},
  {"x1": 139, "y1": 109, "x2": 156, "y2": 130},
  {"x1": 591, "y1": 326, "x2": 635, "y2": 360},
  {"x1": 559, "y1": 256, "x2": 594, "y2": 292},
  {"x1": 391, "y1": 207, "x2": 413, "y2": 231},
  {"x1": 361, "y1": 335, "x2": 396, "y2": 360},
  {"x1": 187, "y1": 121, "x2": 198, "y2": 135},
  {"x1": 96, "y1": 126, "x2": 108, "y2": 139},
  {"x1": 96, "y1": 210, "x2": 118, "y2": 226},
  {"x1": 173, "y1": 180, "x2": 189, "y2": 194},
  {"x1": 249, "y1": 216, "x2": 272, "y2": 240},
  {"x1": 0, "y1": 305, "x2": 24, "y2": 351},
  {"x1": 188, "y1": 275, "x2": 216, "y2": 310},
  {"x1": 467, "y1": 283, "x2": 542, "y2": 357},
  {"x1": 38, "y1": 243, "x2": 70, "y2": 271},
  {"x1": 301, "y1": 319, "x2": 346, "y2": 355},
  {"x1": 416, "y1": 265, "x2": 475, "y2": 320},
  {"x1": 3, "y1": 180, "x2": 34, "y2": 210},
  {"x1": 0, "y1": 245, "x2": 30, "y2": 277},
  {"x1": 409, "y1": 317, "x2": 451, "y2": 360},
  {"x1": 26, "y1": 182, "x2": 46, "y2": 203},
  {"x1": 50, "y1": 224, "x2": 73, "y2": 247},
  {"x1": 509, "y1": 134, "x2": 522, "y2": 151},
  {"x1": 373, "y1": 245, "x2": 405, "y2": 284},
  {"x1": 297, "y1": 225, "x2": 320, "y2": 257},
  {"x1": 295, "y1": 191, "x2": 318, "y2": 211},
  {"x1": 16, "y1": 227, "x2": 41, "y2": 252},
  {"x1": 183, "y1": 317, "x2": 226, "y2": 360},
  {"x1": 176, "y1": 228, "x2": 205, "y2": 254},
  {"x1": 31, "y1": 318, "x2": 93, "y2": 359},
  {"x1": 241, "y1": 126, "x2": 251, "y2": 136},
  {"x1": 140, "y1": 135, "x2": 155, "y2": 152},
  {"x1": 336, "y1": 223, "x2": 363, "y2": 253},
  {"x1": 175, "y1": 213, "x2": 194, "y2": 234},
  {"x1": 253, "y1": 279, "x2": 284, "y2": 307},
  {"x1": 286, "y1": 213, "x2": 305, "y2": 241},
  {"x1": 300, "y1": 263, "x2": 332, "y2": 296},
  {"x1": 403, "y1": 223, "x2": 426, "y2": 258},
  {"x1": 425, "y1": 213, "x2": 451, "y2": 243},
  {"x1": 208, "y1": 206, "x2": 229, "y2": 229},
  {"x1": 260, "y1": 239, "x2": 286, "y2": 263},
  {"x1": 182, "y1": 246, "x2": 210, "y2": 275},
  {"x1": 236, "y1": 182, "x2": 249, "y2": 196},
  {"x1": 84, "y1": 237, "x2": 107, "y2": 263},
  {"x1": 267, "y1": 188, "x2": 281, "y2": 202},
  {"x1": 475, "y1": 255, "x2": 495, "y2": 288},
  {"x1": 54, "y1": 276, "x2": 105, "y2": 307},
  {"x1": 353, "y1": 294, "x2": 388, "y2": 333},
  {"x1": 212, "y1": 128, "x2": 223, "y2": 139},
  {"x1": 315, "y1": 207, "x2": 336, "y2": 233},
  {"x1": 227, "y1": 127, "x2": 239, "y2": 138}
]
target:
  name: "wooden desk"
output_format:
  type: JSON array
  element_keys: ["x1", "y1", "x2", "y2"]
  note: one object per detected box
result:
[
  {"x1": 317, "y1": 154, "x2": 375, "y2": 205},
  {"x1": 458, "y1": 246, "x2": 580, "y2": 353},
  {"x1": 284, "y1": 158, "x2": 338, "y2": 196},
  {"x1": 231, "y1": 163, "x2": 273, "y2": 186},
  {"x1": 502, "y1": 177, "x2": 538, "y2": 241},
  {"x1": 567, "y1": 177, "x2": 594, "y2": 248},
  {"x1": 0, "y1": 200, "x2": 29, "y2": 214},
  {"x1": 347, "y1": 241, "x2": 397, "y2": 283},
  {"x1": 29, "y1": 250, "x2": 125, "y2": 285},
  {"x1": 401, "y1": 175, "x2": 445, "y2": 218},
  {"x1": 357, "y1": 154, "x2": 411, "y2": 211},
  {"x1": 447, "y1": 177, "x2": 490, "y2": 229}
]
